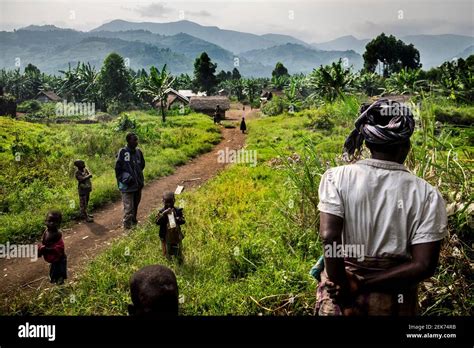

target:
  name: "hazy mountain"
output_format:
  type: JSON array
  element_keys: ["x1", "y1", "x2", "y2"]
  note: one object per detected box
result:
[
  {"x1": 0, "y1": 26, "x2": 269, "y2": 76},
  {"x1": 312, "y1": 35, "x2": 369, "y2": 53},
  {"x1": 241, "y1": 43, "x2": 363, "y2": 74},
  {"x1": 260, "y1": 33, "x2": 310, "y2": 47},
  {"x1": 80, "y1": 30, "x2": 268, "y2": 76},
  {"x1": 312, "y1": 34, "x2": 474, "y2": 68},
  {"x1": 455, "y1": 45, "x2": 474, "y2": 60},
  {"x1": 92, "y1": 19, "x2": 306, "y2": 53},
  {"x1": 0, "y1": 29, "x2": 192, "y2": 74},
  {"x1": 402, "y1": 34, "x2": 474, "y2": 68},
  {"x1": 2, "y1": 22, "x2": 472, "y2": 76}
]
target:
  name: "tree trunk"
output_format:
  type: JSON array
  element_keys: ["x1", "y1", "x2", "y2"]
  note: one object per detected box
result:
[{"x1": 161, "y1": 99, "x2": 166, "y2": 122}]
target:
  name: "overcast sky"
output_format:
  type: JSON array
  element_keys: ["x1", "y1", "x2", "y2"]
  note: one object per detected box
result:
[{"x1": 0, "y1": 0, "x2": 472, "y2": 42}]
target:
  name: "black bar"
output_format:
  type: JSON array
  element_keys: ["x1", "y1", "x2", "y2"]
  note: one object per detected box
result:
[{"x1": 0, "y1": 316, "x2": 471, "y2": 346}]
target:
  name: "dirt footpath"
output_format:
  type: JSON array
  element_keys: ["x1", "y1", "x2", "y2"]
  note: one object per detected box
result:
[{"x1": 0, "y1": 107, "x2": 258, "y2": 307}]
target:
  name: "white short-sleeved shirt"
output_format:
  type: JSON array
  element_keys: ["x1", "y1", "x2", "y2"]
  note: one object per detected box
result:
[{"x1": 318, "y1": 159, "x2": 448, "y2": 259}]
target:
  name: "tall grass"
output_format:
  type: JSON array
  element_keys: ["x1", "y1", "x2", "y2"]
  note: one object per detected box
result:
[
  {"x1": 4, "y1": 96, "x2": 472, "y2": 316},
  {"x1": 7, "y1": 114, "x2": 321, "y2": 315},
  {"x1": 0, "y1": 112, "x2": 221, "y2": 243}
]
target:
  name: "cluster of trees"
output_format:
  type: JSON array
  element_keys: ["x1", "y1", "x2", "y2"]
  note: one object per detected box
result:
[{"x1": 1, "y1": 33, "x2": 472, "y2": 120}]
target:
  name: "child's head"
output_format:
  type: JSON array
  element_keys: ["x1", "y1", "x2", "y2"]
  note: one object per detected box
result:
[
  {"x1": 45, "y1": 210, "x2": 62, "y2": 231},
  {"x1": 74, "y1": 160, "x2": 85, "y2": 169},
  {"x1": 128, "y1": 265, "x2": 179, "y2": 317},
  {"x1": 162, "y1": 191, "x2": 175, "y2": 208}
]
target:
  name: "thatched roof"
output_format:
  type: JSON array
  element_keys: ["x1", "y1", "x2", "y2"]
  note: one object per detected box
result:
[
  {"x1": 189, "y1": 96, "x2": 230, "y2": 111},
  {"x1": 37, "y1": 90, "x2": 61, "y2": 102}
]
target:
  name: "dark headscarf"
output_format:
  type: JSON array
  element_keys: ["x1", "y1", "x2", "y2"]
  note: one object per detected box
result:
[{"x1": 343, "y1": 99, "x2": 415, "y2": 157}]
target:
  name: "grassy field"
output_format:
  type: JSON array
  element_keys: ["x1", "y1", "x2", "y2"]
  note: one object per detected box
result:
[
  {"x1": 7, "y1": 96, "x2": 471, "y2": 316},
  {"x1": 0, "y1": 111, "x2": 221, "y2": 243}
]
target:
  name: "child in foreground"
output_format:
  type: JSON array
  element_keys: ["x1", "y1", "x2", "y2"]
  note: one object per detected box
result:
[
  {"x1": 38, "y1": 211, "x2": 67, "y2": 284},
  {"x1": 156, "y1": 192, "x2": 185, "y2": 263},
  {"x1": 128, "y1": 264, "x2": 179, "y2": 316}
]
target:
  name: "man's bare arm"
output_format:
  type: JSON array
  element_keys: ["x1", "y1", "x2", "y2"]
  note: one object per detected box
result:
[
  {"x1": 361, "y1": 241, "x2": 442, "y2": 292},
  {"x1": 319, "y1": 212, "x2": 351, "y2": 304}
]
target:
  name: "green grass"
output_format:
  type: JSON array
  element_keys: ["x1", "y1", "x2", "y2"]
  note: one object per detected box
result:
[
  {"x1": 0, "y1": 112, "x2": 221, "y2": 243},
  {"x1": 5, "y1": 97, "x2": 472, "y2": 316}
]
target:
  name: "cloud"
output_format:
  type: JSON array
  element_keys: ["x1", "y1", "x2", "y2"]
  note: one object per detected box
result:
[
  {"x1": 131, "y1": 3, "x2": 174, "y2": 18},
  {"x1": 352, "y1": 19, "x2": 474, "y2": 39},
  {"x1": 129, "y1": 3, "x2": 212, "y2": 19},
  {"x1": 187, "y1": 10, "x2": 212, "y2": 18}
]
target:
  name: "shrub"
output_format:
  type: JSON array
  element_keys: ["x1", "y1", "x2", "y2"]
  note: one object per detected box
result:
[
  {"x1": 23, "y1": 103, "x2": 56, "y2": 121},
  {"x1": 433, "y1": 105, "x2": 474, "y2": 126},
  {"x1": 167, "y1": 104, "x2": 192, "y2": 116},
  {"x1": 114, "y1": 113, "x2": 138, "y2": 132},
  {"x1": 312, "y1": 113, "x2": 334, "y2": 131},
  {"x1": 17, "y1": 99, "x2": 41, "y2": 113},
  {"x1": 0, "y1": 94, "x2": 17, "y2": 117},
  {"x1": 261, "y1": 96, "x2": 287, "y2": 116},
  {"x1": 107, "y1": 101, "x2": 127, "y2": 115}
]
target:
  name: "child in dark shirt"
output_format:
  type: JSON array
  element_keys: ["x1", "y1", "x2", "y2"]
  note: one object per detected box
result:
[
  {"x1": 38, "y1": 211, "x2": 67, "y2": 284},
  {"x1": 128, "y1": 264, "x2": 179, "y2": 317},
  {"x1": 74, "y1": 159, "x2": 93, "y2": 222},
  {"x1": 156, "y1": 192, "x2": 185, "y2": 263}
]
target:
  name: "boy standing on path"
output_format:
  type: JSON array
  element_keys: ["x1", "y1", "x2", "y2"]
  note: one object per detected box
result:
[
  {"x1": 156, "y1": 192, "x2": 185, "y2": 263},
  {"x1": 115, "y1": 132, "x2": 146, "y2": 230}
]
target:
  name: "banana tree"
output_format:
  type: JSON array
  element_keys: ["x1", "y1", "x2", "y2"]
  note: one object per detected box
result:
[
  {"x1": 244, "y1": 78, "x2": 260, "y2": 106},
  {"x1": 140, "y1": 64, "x2": 175, "y2": 122},
  {"x1": 307, "y1": 59, "x2": 354, "y2": 102},
  {"x1": 284, "y1": 77, "x2": 303, "y2": 112}
]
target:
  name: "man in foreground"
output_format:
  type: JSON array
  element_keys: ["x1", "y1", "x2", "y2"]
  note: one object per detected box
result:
[{"x1": 316, "y1": 99, "x2": 448, "y2": 315}]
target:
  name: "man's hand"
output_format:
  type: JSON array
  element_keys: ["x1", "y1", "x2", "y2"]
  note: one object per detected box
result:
[{"x1": 326, "y1": 270, "x2": 362, "y2": 310}]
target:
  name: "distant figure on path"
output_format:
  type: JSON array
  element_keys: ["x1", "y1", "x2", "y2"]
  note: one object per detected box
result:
[
  {"x1": 128, "y1": 265, "x2": 179, "y2": 317},
  {"x1": 240, "y1": 117, "x2": 247, "y2": 134},
  {"x1": 38, "y1": 211, "x2": 67, "y2": 284},
  {"x1": 115, "y1": 132, "x2": 146, "y2": 230},
  {"x1": 316, "y1": 99, "x2": 447, "y2": 316},
  {"x1": 74, "y1": 159, "x2": 93, "y2": 222},
  {"x1": 213, "y1": 104, "x2": 221, "y2": 124}
]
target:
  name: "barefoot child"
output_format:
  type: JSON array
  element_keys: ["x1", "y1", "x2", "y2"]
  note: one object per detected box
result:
[
  {"x1": 74, "y1": 159, "x2": 93, "y2": 222},
  {"x1": 128, "y1": 264, "x2": 179, "y2": 316},
  {"x1": 38, "y1": 211, "x2": 67, "y2": 284},
  {"x1": 156, "y1": 192, "x2": 185, "y2": 263}
]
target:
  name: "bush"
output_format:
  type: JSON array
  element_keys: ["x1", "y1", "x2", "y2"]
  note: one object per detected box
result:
[
  {"x1": 17, "y1": 100, "x2": 41, "y2": 113},
  {"x1": 312, "y1": 113, "x2": 334, "y2": 131},
  {"x1": 114, "y1": 113, "x2": 138, "y2": 132},
  {"x1": 250, "y1": 100, "x2": 261, "y2": 109},
  {"x1": 434, "y1": 105, "x2": 474, "y2": 126},
  {"x1": 167, "y1": 104, "x2": 192, "y2": 116},
  {"x1": 0, "y1": 94, "x2": 17, "y2": 117},
  {"x1": 261, "y1": 96, "x2": 287, "y2": 116},
  {"x1": 107, "y1": 101, "x2": 137, "y2": 115},
  {"x1": 23, "y1": 103, "x2": 56, "y2": 121}
]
